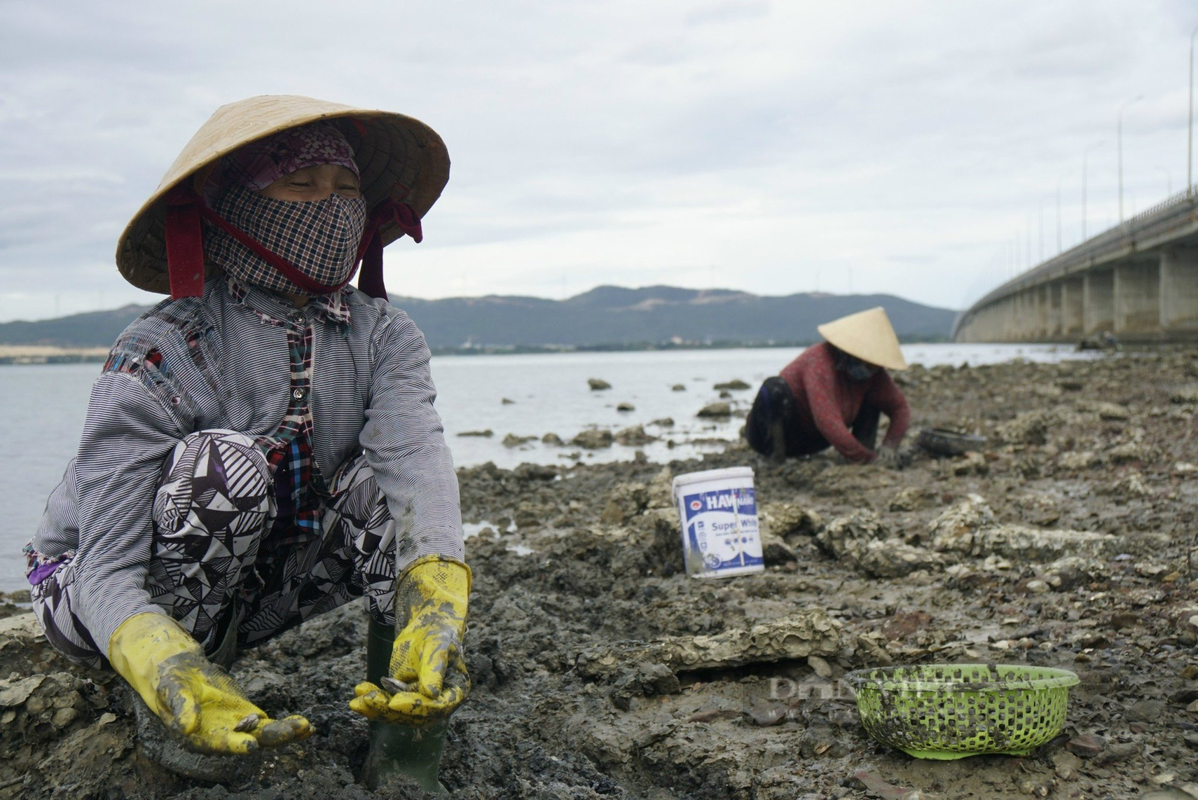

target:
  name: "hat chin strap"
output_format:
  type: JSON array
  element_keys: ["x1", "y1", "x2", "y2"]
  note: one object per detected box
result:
[{"x1": 164, "y1": 186, "x2": 422, "y2": 301}]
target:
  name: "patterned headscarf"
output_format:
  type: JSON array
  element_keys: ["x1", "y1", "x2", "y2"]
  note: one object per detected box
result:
[{"x1": 214, "y1": 122, "x2": 360, "y2": 198}]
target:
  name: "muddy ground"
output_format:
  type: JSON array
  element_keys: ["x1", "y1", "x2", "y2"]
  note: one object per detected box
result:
[{"x1": 3, "y1": 348, "x2": 1198, "y2": 800}]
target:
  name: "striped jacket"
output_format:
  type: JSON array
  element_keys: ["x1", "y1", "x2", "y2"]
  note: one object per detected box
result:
[{"x1": 33, "y1": 276, "x2": 463, "y2": 653}]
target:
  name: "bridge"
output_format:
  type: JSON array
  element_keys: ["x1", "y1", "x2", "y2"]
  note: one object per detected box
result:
[{"x1": 952, "y1": 191, "x2": 1198, "y2": 343}]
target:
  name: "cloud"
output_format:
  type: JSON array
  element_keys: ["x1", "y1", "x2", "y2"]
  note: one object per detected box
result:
[{"x1": 0, "y1": 0, "x2": 1194, "y2": 321}]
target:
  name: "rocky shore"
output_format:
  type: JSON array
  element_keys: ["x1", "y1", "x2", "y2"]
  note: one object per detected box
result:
[{"x1": 2, "y1": 348, "x2": 1198, "y2": 799}]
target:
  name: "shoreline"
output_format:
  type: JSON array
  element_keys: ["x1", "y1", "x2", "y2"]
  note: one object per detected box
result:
[{"x1": 0, "y1": 346, "x2": 108, "y2": 365}]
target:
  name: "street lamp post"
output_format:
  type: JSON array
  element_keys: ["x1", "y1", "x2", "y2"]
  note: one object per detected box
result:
[
  {"x1": 1189, "y1": 24, "x2": 1198, "y2": 195},
  {"x1": 1119, "y1": 95, "x2": 1144, "y2": 223},
  {"x1": 1082, "y1": 140, "x2": 1104, "y2": 239}
]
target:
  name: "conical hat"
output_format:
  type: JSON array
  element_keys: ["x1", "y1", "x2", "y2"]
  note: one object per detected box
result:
[
  {"x1": 116, "y1": 95, "x2": 450, "y2": 294},
  {"x1": 816, "y1": 306, "x2": 908, "y2": 371}
]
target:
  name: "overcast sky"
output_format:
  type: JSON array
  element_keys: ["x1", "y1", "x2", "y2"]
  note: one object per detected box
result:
[{"x1": 0, "y1": 1, "x2": 1193, "y2": 322}]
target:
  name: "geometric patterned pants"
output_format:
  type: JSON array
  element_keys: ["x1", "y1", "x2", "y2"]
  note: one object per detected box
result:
[{"x1": 31, "y1": 429, "x2": 397, "y2": 669}]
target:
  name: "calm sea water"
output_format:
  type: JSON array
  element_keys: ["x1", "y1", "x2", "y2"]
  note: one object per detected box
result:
[{"x1": 0, "y1": 343, "x2": 1088, "y2": 591}]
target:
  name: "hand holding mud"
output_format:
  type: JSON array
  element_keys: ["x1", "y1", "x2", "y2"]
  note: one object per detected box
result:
[
  {"x1": 350, "y1": 556, "x2": 472, "y2": 725},
  {"x1": 108, "y1": 613, "x2": 313, "y2": 754}
]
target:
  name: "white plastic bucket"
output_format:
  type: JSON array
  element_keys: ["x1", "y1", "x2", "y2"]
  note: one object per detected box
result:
[{"x1": 671, "y1": 466, "x2": 763, "y2": 578}]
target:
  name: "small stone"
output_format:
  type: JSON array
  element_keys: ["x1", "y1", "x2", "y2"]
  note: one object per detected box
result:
[
  {"x1": 746, "y1": 702, "x2": 788, "y2": 727},
  {"x1": 588, "y1": 378, "x2": 611, "y2": 391},
  {"x1": 696, "y1": 402, "x2": 733, "y2": 418},
  {"x1": 1187, "y1": 699, "x2": 1198, "y2": 714},
  {"x1": 234, "y1": 712, "x2": 262, "y2": 732},
  {"x1": 807, "y1": 655, "x2": 832, "y2": 678},
  {"x1": 671, "y1": 384, "x2": 686, "y2": 391},
  {"x1": 1025, "y1": 579, "x2": 1049, "y2": 594},
  {"x1": 51, "y1": 706, "x2": 77, "y2": 728},
  {"x1": 1109, "y1": 611, "x2": 1139, "y2": 629},
  {"x1": 1066, "y1": 733, "x2": 1105, "y2": 757},
  {"x1": 616, "y1": 402, "x2": 635, "y2": 412}
]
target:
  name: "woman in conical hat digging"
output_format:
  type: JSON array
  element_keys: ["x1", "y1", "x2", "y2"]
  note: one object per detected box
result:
[
  {"x1": 24, "y1": 96, "x2": 468, "y2": 780},
  {"x1": 745, "y1": 306, "x2": 911, "y2": 465}
]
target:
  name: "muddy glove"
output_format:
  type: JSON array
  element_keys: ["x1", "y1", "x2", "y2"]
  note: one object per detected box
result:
[
  {"x1": 350, "y1": 556, "x2": 472, "y2": 725},
  {"x1": 109, "y1": 612, "x2": 312, "y2": 755}
]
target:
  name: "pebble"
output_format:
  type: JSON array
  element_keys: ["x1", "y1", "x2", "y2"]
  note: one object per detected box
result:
[
  {"x1": 1066, "y1": 733, "x2": 1106, "y2": 757},
  {"x1": 807, "y1": 655, "x2": 832, "y2": 678},
  {"x1": 234, "y1": 713, "x2": 261, "y2": 733}
]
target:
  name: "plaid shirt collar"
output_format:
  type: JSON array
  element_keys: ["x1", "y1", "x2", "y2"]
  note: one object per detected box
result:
[{"x1": 225, "y1": 275, "x2": 352, "y2": 327}]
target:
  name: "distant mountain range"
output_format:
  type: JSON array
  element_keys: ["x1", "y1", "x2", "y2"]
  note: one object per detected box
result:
[{"x1": 0, "y1": 286, "x2": 958, "y2": 352}]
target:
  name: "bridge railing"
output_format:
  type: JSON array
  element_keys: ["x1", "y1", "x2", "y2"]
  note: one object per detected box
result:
[{"x1": 960, "y1": 186, "x2": 1198, "y2": 325}]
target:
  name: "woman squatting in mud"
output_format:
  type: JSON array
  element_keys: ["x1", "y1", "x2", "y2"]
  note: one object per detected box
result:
[
  {"x1": 22, "y1": 96, "x2": 469, "y2": 780},
  {"x1": 746, "y1": 306, "x2": 911, "y2": 465}
]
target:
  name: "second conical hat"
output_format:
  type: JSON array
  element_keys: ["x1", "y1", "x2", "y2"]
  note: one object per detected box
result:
[{"x1": 816, "y1": 306, "x2": 908, "y2": 371}]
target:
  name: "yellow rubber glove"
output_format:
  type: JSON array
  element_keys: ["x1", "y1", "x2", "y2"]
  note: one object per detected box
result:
[
  {"x1": 109, "y1": 612, "x2": 312, "y2": 755},
  {"x1": 350, "y1": 556, "x2": 471, "y2": 725}
]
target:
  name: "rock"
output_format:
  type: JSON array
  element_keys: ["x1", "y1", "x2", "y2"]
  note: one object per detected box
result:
[
  {"x1": 571, "y1": 429, "x2": 614, "y2": 449},
  {"x1": 1066, "y1": 733, "x2": 1106, "y2": 758},
  {"x1": 649, "y1": 417, "x2": 674, "y2": 427},
  {"x1": 929, "y1": 495, "x2": 1119, "y2": 561},
  {"x1": 600, "y1": 483, "x2": 650, "y2": 524},
  {"x1": 1015, "y1": 494, "x2": 1060, "y2": 526},
  {"x1": 807, "y1": 655, "x2": 832, "y2": 678},
  {"x1": 759, "y1": 531, "x2": 797, "y2": 565},
  {"x1": 457, "y1": 429, "x2": 494, "y2": 437},
  {"x1": 1104, "y1": 470, "x2": 1151, "y2": 497},
  {"x1": 1057, "y1": 450, "x2": 1103, "y2": 470},
  {"x1": 760, "y1": 503, "x2": 823, "y2": 539},
  {"x1": 616, "y1": 402, "x2": 635, "y2": 412},
  {"x1": 588, "y1": 378, "x2": 612, "y2": 391},
  {"x1": 1040, "y1": 555, "x2": 1105, "y2": 590},
  {"x1": 994, "y1": 409, "x2": 1059, "y2": 445},
  {"x1": 502, "y1": 433, "x2": 536, "y2": 448},
  {"x1": 713, "y1": 379, "x2": 750, "y2": 390},
  {"x1": 501, "y1": 397, "x2": 516, "y2": 405},
  {"x1": 0, "y1": 675, "x2": 45, "y2": 707},
  {"x1": 614, "y1": 425, "x2": 656, "y2": 446},
  {"x1": 1076, "y1": 399, "x2": 1131, "y2": 420},
  {"x1": 576, "y1": 609, "x2": 841, "y2": 680},
  {"x1": 927, "y1": 495, "x2": 995, "y2": 552},
  {"x1": 881, "y1": 611, "x2": 933, "y2": 641},
  {"x1": 541, "y1": 432, "x2": 564, "y2": 445},
  {"x1": 1125, "y1": 699, "x2": 1166, "y2": 721},
  {"x1": 1171, "y1": 386, "x2": 1198, "y2": 404},
  {"x1": 696, "y1": 402, "x2": 733, "y2": 418},
  {"x1": 951, "y1": 451, "x2": 988, "y2": 475},
  {"x1": 889, "y1": 487, "x2": 936, "y2": 512},
  {"x1": 854, "y1": 539, "x2": 943, "y2": 578},
  {"x1": 816, "y1": 510, "x2": 888, "y2": 558},
  {"x1": 671, "y1": 384, "x2": 686, "y2": 391},
  {"x1": 1107, "y1": 443, "x2": 1153, "y2": 465},
  {"x1": 746, "y1": 701, "x2": 789, "y2": 727}
]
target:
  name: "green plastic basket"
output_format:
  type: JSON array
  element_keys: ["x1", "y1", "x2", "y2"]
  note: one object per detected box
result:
[{"x1": 844, "y1": 664, "x2": 1079, "y2": 760}]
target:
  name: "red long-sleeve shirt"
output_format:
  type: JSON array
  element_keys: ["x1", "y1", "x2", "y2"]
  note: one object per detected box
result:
[{"x1": 778, "y1": 342, "x2": 910, "y2": 464}]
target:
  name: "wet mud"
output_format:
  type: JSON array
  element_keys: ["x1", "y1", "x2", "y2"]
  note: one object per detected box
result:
[{"x1": 3, "y1": 348, "x2": 1198, "y2": 799}]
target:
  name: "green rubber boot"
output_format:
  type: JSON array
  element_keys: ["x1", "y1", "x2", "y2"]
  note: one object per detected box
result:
[{"x1": 362, "y1": 618, "x2": 451, "y2": 794}]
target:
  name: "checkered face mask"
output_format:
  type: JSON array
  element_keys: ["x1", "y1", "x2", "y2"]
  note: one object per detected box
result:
[{"x1": 207, "y1": 184, "x2": 367, "y2": 297}]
